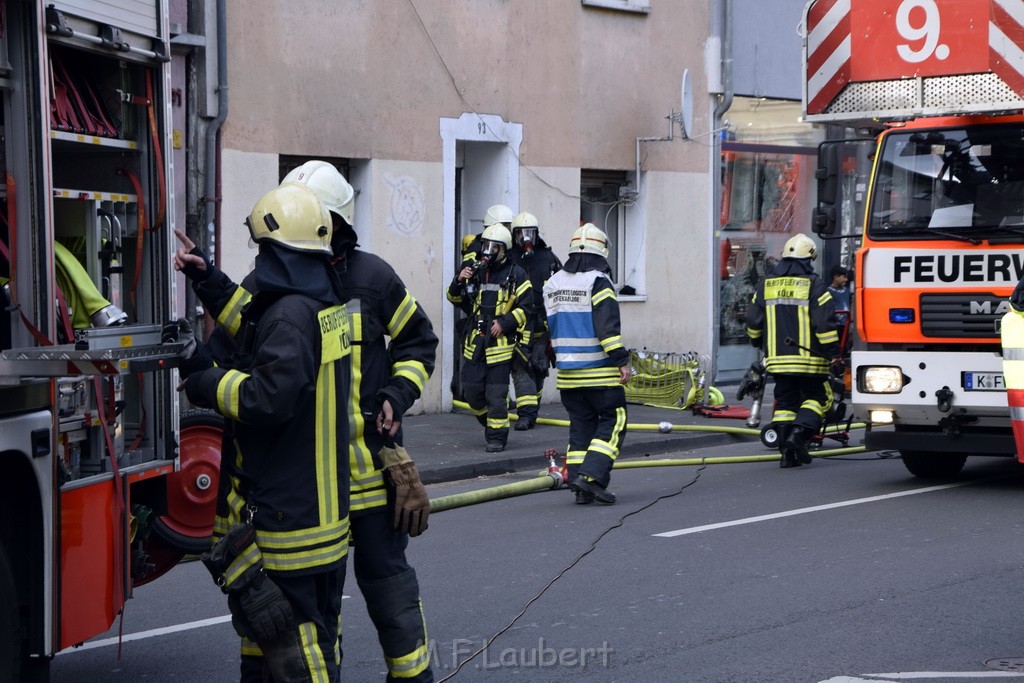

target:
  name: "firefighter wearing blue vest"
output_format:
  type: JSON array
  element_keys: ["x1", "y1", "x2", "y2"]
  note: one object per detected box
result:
[
  {"x1": 175, "y1": 183, "x2": 351, "y2": 681},
  {"x1": 177, "y1": 161, "x2": 437, "y2": 682},
  {"x1": 746, "y1": 234, "x2": 839, "y2": 468},
  {"x1": 543, "y1": 223, "x2": 631, "y2": 504}
]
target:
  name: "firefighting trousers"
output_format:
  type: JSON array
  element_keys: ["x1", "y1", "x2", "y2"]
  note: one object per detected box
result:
[
  {"x1": 239, "y1": 560, "x2": 345, "y2": 683},
  {"x1": 511, "y1": 361, "x2": 542, "y2": 420},
  {"x1": 771, "y1": 372, "x2": 833, "y2": 432},
  {"x1": 352, "y1": 510, "x2": 433, "y2": 682},
  {"x1": 560, "y1": 386, "x2": 628, "y2": 488},
  {"x1": 461, "y1": 359, "x2": 512, "y2": 445}
]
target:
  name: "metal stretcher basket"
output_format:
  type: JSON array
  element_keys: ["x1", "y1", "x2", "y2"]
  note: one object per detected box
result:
[{"x1": 625, "y1": 350, "x2": 704, "y2": 409}]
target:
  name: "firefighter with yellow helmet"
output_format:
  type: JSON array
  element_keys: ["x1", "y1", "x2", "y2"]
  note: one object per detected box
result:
[
  {"x1": 543, "y1": 223, "x2": 630, "y2": 504},
  {"x1": 746, "y1": 233, "x2": 839, "y2": 468},
  {"x1": 448, "y1": 212, "x2": 532, "y2": 452},
  {"x1": 176, "y1": 161, "x2": 438, "y2": 682},
  {"x1": 176, "y1": 182, "x2": 351, "y2": 681}
]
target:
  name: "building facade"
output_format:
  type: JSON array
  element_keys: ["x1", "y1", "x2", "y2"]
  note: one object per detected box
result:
[{"x1": 213, "y1": 0, "x2": 715, "y2": 413}]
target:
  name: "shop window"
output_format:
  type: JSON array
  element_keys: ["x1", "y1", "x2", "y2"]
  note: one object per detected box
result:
[{"x1": 580, "y1": 169, "x2": 640, "y2": 292}]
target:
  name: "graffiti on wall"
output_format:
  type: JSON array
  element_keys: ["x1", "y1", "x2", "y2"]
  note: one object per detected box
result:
[{"x1": 384, "y1": 171, "x2": 425, "y2": 237}]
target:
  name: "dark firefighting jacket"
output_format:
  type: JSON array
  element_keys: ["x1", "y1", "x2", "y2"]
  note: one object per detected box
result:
[
  {"x1": 746, "y1": 258, "x2": 838, "y2": 375},
  {"x1": 509, "y1": 241, "x2": 561, "y2": 346},
  {"x1": 447, "y1": 256, "x2": 532, "y2": 365},
  {"x1": 187, "y1": 284, "x2": 352, "y2": 576},
  {"x1": 195, "y1": 250, "x2": 438, "y2": 517}
]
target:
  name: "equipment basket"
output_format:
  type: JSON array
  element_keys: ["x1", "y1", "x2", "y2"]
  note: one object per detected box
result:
[{"x1": 625, "y1": 350, "x2": 704, "y2": 409}]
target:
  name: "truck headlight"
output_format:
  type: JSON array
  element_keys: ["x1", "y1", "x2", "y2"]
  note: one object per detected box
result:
[{"x1": 859, "y1": 366, "x2": 904, "y2": 393}]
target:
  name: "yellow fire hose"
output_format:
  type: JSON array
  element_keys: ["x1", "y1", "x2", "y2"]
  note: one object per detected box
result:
[
  {"x1": 451, "y1": 399, "x2": 865, "y2": 436},
  {"x1": 428, "y1": 445, "x2": 873, "y2": 513},
  {"x1": 430, "y1": 473, "x2": 562, "y2": 513}
]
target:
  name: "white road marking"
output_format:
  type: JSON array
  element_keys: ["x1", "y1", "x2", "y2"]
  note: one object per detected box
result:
[
  {"x1": 819, "y1": 673, "x2": 1024, "y2": 680},
  {"x1": 653, "y1": 481, "x2": 975, "y2": 538},
  {"x1": 58, "y1": 595, "x2": 353, "y2": 654},
  {"x1": 56, "y1": 615, "x2": 232, "y2": 654}
]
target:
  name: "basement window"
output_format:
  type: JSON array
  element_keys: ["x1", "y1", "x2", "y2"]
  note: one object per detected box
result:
[{"x1": 581, "y1": 0, "x2": 651, "y2": 14}]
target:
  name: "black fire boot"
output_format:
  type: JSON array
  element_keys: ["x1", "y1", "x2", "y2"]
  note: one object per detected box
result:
[{"x1": 783, "y1": 425, "x2": 813, "y2": 466}]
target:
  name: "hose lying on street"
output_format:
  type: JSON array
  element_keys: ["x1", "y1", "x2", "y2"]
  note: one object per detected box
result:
[
  {"x1": 428, "y1": 446, "x2": 873, "y2": 512},
  {"x1": 430, "y1": 472, "x2": 562, "y2": 513},
  {"x1": 451, "y1": 399, "x2": 866, "y2": 436}
]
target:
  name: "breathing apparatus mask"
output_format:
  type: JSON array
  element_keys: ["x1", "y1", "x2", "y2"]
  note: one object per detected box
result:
[
  {"x1": 478, "y1": 239, "x2": 505, "y2": 266},
  {"x1": 514, "y1": 227, "x2": 537, "y2": 256}
]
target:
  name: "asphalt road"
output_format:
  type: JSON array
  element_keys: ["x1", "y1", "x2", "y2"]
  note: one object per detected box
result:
[{"x1": 52, "y1": 441, "x2": 1024, "y2": 682}]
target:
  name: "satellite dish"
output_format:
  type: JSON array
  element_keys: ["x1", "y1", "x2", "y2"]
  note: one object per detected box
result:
[{"x1": 679, "y1": 69, "x2": 693, "y2": 139}]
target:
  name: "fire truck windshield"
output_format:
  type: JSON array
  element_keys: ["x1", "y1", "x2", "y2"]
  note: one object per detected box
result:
[{"x1": 868, "y1": 124, "x2": 1024, "y2": 243}]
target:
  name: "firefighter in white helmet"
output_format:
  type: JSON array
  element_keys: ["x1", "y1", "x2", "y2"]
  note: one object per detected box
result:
[
  {"x1": 543, "y1": 223, "x2": 630, "y2": 504},
  {"x1": 507, "y1": 211, "x2": 562, "y2": 430},
  {"x1": 746, "y1": 233, "x2": 839, "y2": 468},
  {"x1": 448, "y1": 220, "x2": 532, "y2": 452},
  {"x1": 175, "y1": 160, "x2": 438, "y2": 682},
  {"x1": 459, "y1": 204, "x2": 514, "y2": 266},
  {"x1": 175, "y1": 182, "x2": 351, "y2": 681}
]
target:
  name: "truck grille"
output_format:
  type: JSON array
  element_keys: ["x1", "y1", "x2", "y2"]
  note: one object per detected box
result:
[{"x1": 920, "y1": 293, "x2": 1004, "y2": 338}]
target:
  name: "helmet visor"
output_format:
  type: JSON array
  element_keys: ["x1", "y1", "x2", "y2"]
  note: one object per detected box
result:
[
  {"x1": 480, "y1": 240, "x2": 504, "y2": 260},
  {"x1": 514, "y1": 227, "x2": 537, "y2": 249}
]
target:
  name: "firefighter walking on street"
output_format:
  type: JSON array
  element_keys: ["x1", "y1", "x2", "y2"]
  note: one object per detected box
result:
[
  {"x1": 508, "y1": 211, "x2": 562, "y2": 431},
  {"x1": 543, "y1": 223, "x2": 630, "y2": 505},
  {"x1": 176, "y1": 183, "x2": 351, "y2": 681},
  {"x1": 447, "y1": 220, "x2": 532, "y2": 453},
  {"x1": 746, "y1": 234, "x2": 839, "y2": 468},
  {"x1": 177, "y1": 161, "x2": 438, "y2": 682}
]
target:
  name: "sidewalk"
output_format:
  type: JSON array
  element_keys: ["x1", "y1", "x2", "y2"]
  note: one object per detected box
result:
[{"x1": 401, "y1": 391, "x2": 764, "y2": 485}]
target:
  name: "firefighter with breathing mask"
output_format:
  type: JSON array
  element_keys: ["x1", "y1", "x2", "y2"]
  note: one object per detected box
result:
[
  {"x1": 508, "y1": 211, "x2": 562, "y2": 430},
  {"x1": 448, "y1": 218, "x2": 532, "y2": 452}
]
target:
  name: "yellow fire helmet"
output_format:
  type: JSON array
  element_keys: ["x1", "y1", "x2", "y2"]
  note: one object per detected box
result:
[{"x1": 246, "y1": 182, "x2": 333, "y2": 255}]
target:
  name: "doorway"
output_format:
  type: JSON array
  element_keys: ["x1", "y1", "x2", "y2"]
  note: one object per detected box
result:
[{"x1": 440, "y1": 113, "x2": 522, "y2": 407}]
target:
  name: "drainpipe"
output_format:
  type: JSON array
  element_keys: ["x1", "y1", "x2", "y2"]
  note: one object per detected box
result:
[
  {"x1": 204, "y1": 0, "x2": 227, "y2": 265},
  {"x1": 709, "y1": 0, "x2": 732, "y2": 384}
]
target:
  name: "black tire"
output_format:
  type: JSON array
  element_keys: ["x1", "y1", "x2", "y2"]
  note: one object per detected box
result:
[
  {"x1": 0, "y1": 544, "x2": 18, "y2": 682},
  {"x1": 760, "y1": 424, "x2": 781, "y2": 449},
  {"x1": 900, "y1": 451, "x2": 968, "y2": 479}
]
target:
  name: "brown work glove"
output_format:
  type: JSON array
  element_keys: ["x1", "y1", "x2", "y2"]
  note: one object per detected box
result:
[{"x1": 380, "y1": 444, "x2": 430, "y2": 537}]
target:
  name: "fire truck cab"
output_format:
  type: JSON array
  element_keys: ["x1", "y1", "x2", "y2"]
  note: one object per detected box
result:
[{"x1": 804, "y1": 0, "x2": 1024, "y2": 478}]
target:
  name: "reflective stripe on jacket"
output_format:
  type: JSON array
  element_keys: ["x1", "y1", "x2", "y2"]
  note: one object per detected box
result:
[{"x1": 746, "y1": 261, "x2": 837, "y2": 375}]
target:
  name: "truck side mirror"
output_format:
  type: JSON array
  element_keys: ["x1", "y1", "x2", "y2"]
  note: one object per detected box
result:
[{"x1": 814, "y1": 142, "x2": 841, "y2": 236}]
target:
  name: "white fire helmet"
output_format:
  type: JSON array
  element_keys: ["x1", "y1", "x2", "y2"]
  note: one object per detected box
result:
[
  {"x1": 511, "y1": 211, "x2": 539, "y2": 252},
  {"x1": 569, "y1": 223, "x2": 610, "y2": 258},
  {"x1": 479, "y1": 224, "x2": 512, "y2": 261},
  {"x1": 782, "y1": 233, "x2": 816, "y2": 260},
  {"x1": 483, "y1": 204, "x2": 514, "y2": 228},
  {"x1": 282, "y1": 160, "x2": 355, "y2": 226}
]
